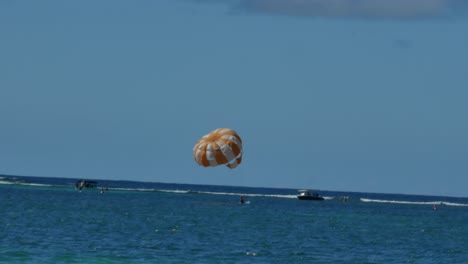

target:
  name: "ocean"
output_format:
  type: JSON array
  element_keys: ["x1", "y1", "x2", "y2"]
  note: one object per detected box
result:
[{"x1": 1, "y1": 175, "x2": 467, "y2": 263}]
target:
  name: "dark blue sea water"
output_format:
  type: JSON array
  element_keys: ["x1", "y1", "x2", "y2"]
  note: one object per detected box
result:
[{"x1": 1, "y1": 175, "x2": 467, "y2": 263}]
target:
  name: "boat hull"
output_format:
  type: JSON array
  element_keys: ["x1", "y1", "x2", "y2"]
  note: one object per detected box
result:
[{"x1": 297, "y1": 195, "x2": 324, "y2": 201}]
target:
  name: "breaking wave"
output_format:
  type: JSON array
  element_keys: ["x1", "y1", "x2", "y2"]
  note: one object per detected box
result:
[
  {"x1": 1, "y1": 175, "x2": 467, "y2": 207},
  {"x1": 0, "y1": 179, "x2": 53, "y2": 187},
  {"x1": 360, "y1": 198, "x2": 468, "y2": 207}
]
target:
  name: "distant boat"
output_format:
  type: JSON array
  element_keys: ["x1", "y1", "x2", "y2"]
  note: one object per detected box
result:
[
  {"x1": 297, "y1": 190, "x2": 324, "y2": 201},
  {"x1": 75, "y1": 180, "x2": 98, "y2": 191}
]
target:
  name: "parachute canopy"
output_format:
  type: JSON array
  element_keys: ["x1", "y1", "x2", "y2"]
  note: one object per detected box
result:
[{"x1": 193, "y1": 128, "x2": 243, "y2": 169}]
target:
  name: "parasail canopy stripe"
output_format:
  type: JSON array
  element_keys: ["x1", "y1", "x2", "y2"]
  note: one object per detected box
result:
[{"x1": 193, "y1": 128, "x2": 243, "y2": 169}]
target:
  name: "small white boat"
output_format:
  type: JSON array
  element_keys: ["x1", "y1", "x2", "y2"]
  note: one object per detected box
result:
[{"x1": 297, "y1": 190, "x2": 324, "y2": 201}]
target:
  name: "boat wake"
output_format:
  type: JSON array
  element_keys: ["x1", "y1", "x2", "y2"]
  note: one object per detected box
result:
[
  {"x1": 0, "y1": 178, "x2": 53, "y2": 188},
  {"x1": 188, "y1": 190, "x2": 297, "y2": 199},
  {"x1": 1, "y1": 176, "x2": 467, "y2": 207},
  {"x1": 360, "y1": 198, "x2": 468, "y2": 207}
]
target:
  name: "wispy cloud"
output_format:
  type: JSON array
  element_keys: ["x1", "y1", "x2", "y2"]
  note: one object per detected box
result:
[{"x1": 192, "y1": 0, "x2": 468, "y2": 20}]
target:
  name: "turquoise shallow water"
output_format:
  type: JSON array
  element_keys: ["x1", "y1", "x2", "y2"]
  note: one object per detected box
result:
[{"x1": 1, "y1": 175, "x2": 467, "y2": 263}]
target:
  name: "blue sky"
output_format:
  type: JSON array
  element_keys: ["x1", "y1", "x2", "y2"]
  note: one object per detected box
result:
[{"x1": 1, "y1": 0, "x2": 467, "y2": 197}]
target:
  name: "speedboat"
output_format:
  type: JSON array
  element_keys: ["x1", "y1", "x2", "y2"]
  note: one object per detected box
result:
[
  {"x1": 75, "y1": 180, "x2": 98, "y2": 190},
  {"x1": 297, "y1": 190, "x2": 324, "y2": 201}
]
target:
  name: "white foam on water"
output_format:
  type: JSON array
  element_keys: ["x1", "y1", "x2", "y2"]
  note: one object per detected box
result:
[
  {"x1": 156, "y1": 189, "x2": 190, "y2": 194},
  {"x1": 442, "y1": 202, "x2": 468, "y2": 207},
  {"x1": 193, "y1": 190, "x2": 297, "y2": 199},
  {"x1": 360, "y1": 198, "x2": 468, "y2": 207},
  {"x1": 3, "y1": 178, "x2": 466, "y2": 207},
  {"x1": 19, "y1": 182, "x2": 53, "y2": 187},
  {"x1": 0, "y1": 180, "x2": 51, "y2": 187},
  {"x1": 110, "y1": 187, "x2": 156, "y2": 192},
  {"x1": 360, "y1": 198, "x2": 440, "y2": 205},
  {"x1": 0, "y1": 180, "x2": 15, "y2": 185}
]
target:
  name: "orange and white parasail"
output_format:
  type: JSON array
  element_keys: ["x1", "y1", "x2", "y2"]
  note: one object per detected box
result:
[{"x1": 193, "y1": 128, "x2": 243, "y2": 169}]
